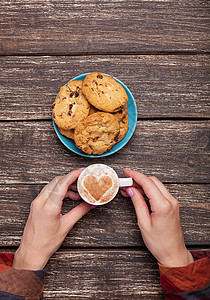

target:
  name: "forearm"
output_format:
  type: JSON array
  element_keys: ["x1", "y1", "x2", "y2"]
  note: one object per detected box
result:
[
  {"x1": 0, "y1": 252, "x2": 45, "y2": 299},
  {"x1": 158, "y1": 250, "x2": 210, "y2": 299}
]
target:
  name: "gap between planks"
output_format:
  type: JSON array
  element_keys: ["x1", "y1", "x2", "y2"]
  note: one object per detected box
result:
[
  {"x1": 0, "y1": 246, "x2": 209, "y2": 252},
  {"x1": 0, "y1": 51, "x2": 210, "y2": 57},
  {"x1": 0, "y1": 182, "x2": 210, "y2": 185},
  {"x1": 0, "y1": 117, "x2": 210, "y2": 122}
]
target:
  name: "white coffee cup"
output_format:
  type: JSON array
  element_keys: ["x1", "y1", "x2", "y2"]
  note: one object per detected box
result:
[{"x1": 77, "y1": 164, "x2": 133, "y2": 205}]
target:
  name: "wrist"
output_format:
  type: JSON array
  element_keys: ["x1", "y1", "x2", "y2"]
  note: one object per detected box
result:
[
  {"x1": 12, "y1": 247, "x2": 48, "y2": 270},
  {"x1": 159, "y1": 248, "x2": 194, "y2": 268}
]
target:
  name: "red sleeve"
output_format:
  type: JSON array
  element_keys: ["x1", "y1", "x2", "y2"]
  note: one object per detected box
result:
[
  {"x1": 158, "y1": 251, "x2": 210, "y2": 300},
  {"x1": 0, "y1": 253, "x2": 14, "y2": 270},
  {"x1": 0, "y1": 252, "x2": 45, "y2": 299}
]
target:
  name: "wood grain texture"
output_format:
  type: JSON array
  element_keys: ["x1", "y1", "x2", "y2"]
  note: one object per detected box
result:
[
  {"x1": 0, "y1": 120, "x2": 209, "y2": 183},
  {"x1": 0, "y1": 183, "x2": 209, "y2": 247},
  {"x1": 0, "y1": 0, "x2": 209, "y2": 54},
  {"x1": 0, "y1": 1, "x2": 209, "y2": 297},
  {"x1": 44, "y1": 251, "x2": 163, "y2": 299},
  {"x1": 0, "y1": 250, "x2": 163, "y2": 299},
  {"x1": 0, "y1": 55, "x2": 209, "y2": 120}
]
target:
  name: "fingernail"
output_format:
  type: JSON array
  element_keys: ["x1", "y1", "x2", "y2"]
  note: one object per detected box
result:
[
  {"x1": 91, "y1": 205, "x2": 98, "y2": 209},
  {"x1": 79, "y1": 167, "x2": 86, "y2": 170},
  {"x1": 124, "y1": 168, "x2": 131, "y2": 170},
  {"x1": 126, "y1": 188, "x2": 134, "y2": 198}
]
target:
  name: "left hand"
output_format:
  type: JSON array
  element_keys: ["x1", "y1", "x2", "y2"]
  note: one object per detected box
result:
[{"x1": 13, "y1": 169, "x2": 91, "y2": 270}]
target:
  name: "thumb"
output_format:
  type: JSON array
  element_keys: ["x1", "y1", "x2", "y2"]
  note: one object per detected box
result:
[
  {"x1": 61, "y1": 202, "x2": 92, "y2": 232},
  {"x1": 126, "y1": 187, "x2": 151, "y2": 229}
]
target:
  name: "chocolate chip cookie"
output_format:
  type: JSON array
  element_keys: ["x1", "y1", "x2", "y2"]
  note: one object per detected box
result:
[
  {"x1": 112, "y1": 104, "x2": 128, "y2": 121},
  {"x1": 82, "y1": 72, "x2": 128, "y2": 112},
  {"x1": 58, "y1": 127, "x2": 74, "y2": 140},
  {"x1": 89, "y1": 105, "x2": 99, "y2": 115},
  {"x1": 116, "y1": 114, "x2": 129, "y2": 142},
  {"x1": 74, "y1": 112, "x2": 120, "y2": 155},
  {"x1": 52, "y1": 80, "x2": 90, "y2": 130}
]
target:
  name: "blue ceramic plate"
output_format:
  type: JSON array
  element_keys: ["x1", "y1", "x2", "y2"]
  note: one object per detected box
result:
[{"x1": 52, "y1": 73, "x2": 137, "y2": 158}]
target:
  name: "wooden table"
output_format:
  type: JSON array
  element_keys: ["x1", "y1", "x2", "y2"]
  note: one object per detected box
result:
[{"x1": 0, "y1": 1, "x2": 209, "y2": 299}]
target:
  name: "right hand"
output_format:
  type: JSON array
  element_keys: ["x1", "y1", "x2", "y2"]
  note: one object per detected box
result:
[{"x1": 121, "y1": 169, "x2": 194, "y2": 267}]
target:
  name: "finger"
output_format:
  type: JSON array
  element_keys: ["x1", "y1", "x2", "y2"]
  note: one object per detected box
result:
[
  {"x1": 68, "y1": 183, "x2": 78, "y2": 191},
  {"x1": 120, "y1": 188, "x2": 144, "y2": 198},
  {"x1": 121, "y1": 181, "x2": 141, "y2": 189},
  {"x1": 49, "y1": 169, "x2": 83, "y2": 207},
  {"x1": 121, "y1": 184, "x2": 144, "y2": 195},
  {"x1": 123, "y1": 169, "x2": 166, "y2": 212},
  {"x1": 120, "y1": 189, "x2": 130, "y2": 197},
  {"x1": 149, "y1": 176, "x2": 175, "y2": 203},
  {"x1": 61, "y1": 202, "x2": 91, "y2": 232},
  {"x1": 126, "y1": 187, "x2": 151, "y2": 229},
  {"x1": 39, "y1": 176, "x2": 63, "y2": 196},
  {"x1": 57, "y1": 169, "x2": 82, "y2": 193},
  {"x1": 65, "y1": 190, "x2": 81, "y2": 201}
]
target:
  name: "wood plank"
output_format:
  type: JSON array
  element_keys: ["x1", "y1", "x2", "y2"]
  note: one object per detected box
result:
[
  {"x1": 0, "y1": 120, "x2": 209, "y2": 183},
  {"x1": 0, "y1": 184, "x2": 209, "y2": 247},
  {"x1": 0, "y1": 1, "x2": 209, "y2": 54},
  {"x1": 45, "y1": 250, "x2": 163, "y2": 299},
  {"x1": 0, "y1": 250, "x2": 163, "y2": 299},
  {"x1": 0, "y1": 55, "x2": 209, "y2": 120}
]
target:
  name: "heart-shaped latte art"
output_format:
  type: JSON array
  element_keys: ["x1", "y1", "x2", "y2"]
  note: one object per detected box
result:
[{"x1": 83, "y1": 175, "x2": 113, "y2": 201}]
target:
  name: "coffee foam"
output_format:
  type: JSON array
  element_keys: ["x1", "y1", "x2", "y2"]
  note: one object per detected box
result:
[{"x1": 78, "y1": 164, "x2": 119, "y2": 204}]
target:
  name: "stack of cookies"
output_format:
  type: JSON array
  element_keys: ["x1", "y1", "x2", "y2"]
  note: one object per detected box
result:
[{"x1": 52, "y1": 72, "x2": 129, "y2": 155}]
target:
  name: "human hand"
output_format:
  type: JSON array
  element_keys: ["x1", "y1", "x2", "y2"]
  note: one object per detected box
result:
[
  {"x1": 121, "y1": 169, "x2": 194, "y2": 267},
  {"x1": 13, "y1": 169, "x2": 92, "y2": 270}
]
